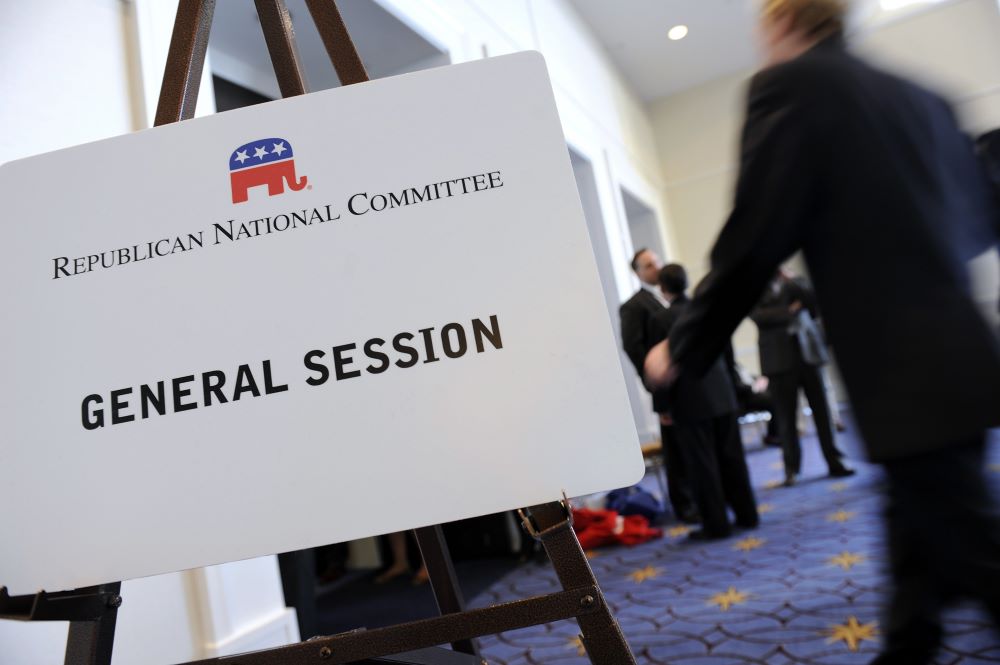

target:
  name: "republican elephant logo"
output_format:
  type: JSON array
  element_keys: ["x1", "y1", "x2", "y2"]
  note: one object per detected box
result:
[{"x1": 229, "y1": 137, "x2": 308, "y2": 204}]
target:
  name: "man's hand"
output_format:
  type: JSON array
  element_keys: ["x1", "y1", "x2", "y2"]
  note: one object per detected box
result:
[
  {"x1": 789, "y1": 300, "x2": 803, "y2": 314},
  {"x1": 643, "y1": 339, "x2": 677, "y2": 389}
]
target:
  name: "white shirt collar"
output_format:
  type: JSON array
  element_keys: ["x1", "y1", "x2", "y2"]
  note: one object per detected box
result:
[{"x1": 642, "y1": 282, "x2": 670, "y2": 308}]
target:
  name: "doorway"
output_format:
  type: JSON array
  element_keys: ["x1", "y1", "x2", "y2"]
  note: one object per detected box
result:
[
  {"x1": 570, "y1": 150, "x2": 659, "y2": 443},
  {"x1": 621, "y1": 186, "x2": 666, "y2": 261}
]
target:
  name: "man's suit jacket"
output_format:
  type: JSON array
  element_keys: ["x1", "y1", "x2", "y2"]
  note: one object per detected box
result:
[
  {"x1": 976, "y1": 129, "x2": 1000, "y2": 238},
  {"x1": 654, "y1": 296, "x2": 737, "y2": 424},
  {"x1": 620, "y1": 288, "x2": 671, "y2": 412},
  {"x1": 751, "y1": 278, "x2": 829, "y2": 376},
  {"x1": 669, "y1": 36, "x2": 1000, "y2": 461}
]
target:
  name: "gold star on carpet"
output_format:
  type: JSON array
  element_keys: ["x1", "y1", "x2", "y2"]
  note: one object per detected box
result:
[
  {"x1": 758, "y1": 503, "x2": 775, "y2": 514},
  {"x1": 769, "y1": 461, "x2": 785, "y2": 471},
  {"x1": 764, "y1": 479, "x2": 784, "y2": 490},
  {"x1": 827, "y1": 510, "x2": 856, "y2": 523},
  {"x1": 830, "y1": 482, "x2": 849, "y2": 492},
  {"x1": 708, "y1": 587, "x2": 749, "y2": 611},
  {"x1": 828, "y1": 551, "x2": 866, "y2": 571},
  {"x1": 667, "y1": 524, "x2": 693, "y2": 538},
  {"x1": 824, "y1": 616, "x2": 878, "y2": 652},
  {"x1": 585, "y1": 550, "x2": 599, "y2": 560},
  {"x1": 627, "y1": 565, "x2": 663, "y2": 584},
  {"x1": 733, "y1": 536, "x2": 766, "y2": 552},
  {"x1": 567, "y1": 635, "x2": 586, "y2": 656}
]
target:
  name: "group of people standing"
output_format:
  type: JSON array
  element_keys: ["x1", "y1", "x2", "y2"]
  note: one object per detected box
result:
[{"x1": 621, "y1": 251, "x2": 852, "y2": 540}]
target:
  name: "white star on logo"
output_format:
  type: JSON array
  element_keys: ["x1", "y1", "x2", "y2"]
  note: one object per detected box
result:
[
  {"x1": 271, "y1": 141, "x2": 287, "y2": 156},
  {"x1": 234, "y1": 149, "x2": 249, "y2": 164},
  {"x1": 253, "y1": 145, "x2": 269, "y2": 160}
]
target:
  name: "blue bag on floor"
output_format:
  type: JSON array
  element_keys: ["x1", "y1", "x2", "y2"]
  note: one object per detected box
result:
[{"x1": 606, "y1": 486, "x2": 665, "y2": 522}]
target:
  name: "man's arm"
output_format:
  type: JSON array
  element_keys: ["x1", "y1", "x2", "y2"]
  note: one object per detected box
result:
[
  {"x1": 619, "y1": 301, "x2": 648, "y2": 376},
  {"x1": 668, "y1": 65, "x2": 826, "y2": 379}
]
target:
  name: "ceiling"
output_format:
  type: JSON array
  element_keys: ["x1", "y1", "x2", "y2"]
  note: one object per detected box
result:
[
  {"x1": 209, "y1": 0, "x2": 448, "y2": 100},
  {"x1": 569, "y1": 0, "x2": 760, "y2": 101},
  {"x1": 569, "y1": 0, "x2": 958, "y2": 102},
  {"x1": 208, "y1": 0, "x2": 964, "y2": 104}
]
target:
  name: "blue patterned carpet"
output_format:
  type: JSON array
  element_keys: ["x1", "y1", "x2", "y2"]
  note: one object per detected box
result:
[{"x1": 469, "y1": 424, "x2": 1000, "y2": 664}]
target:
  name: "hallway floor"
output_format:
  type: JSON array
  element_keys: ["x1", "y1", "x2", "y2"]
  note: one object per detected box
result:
[{"x1": 469, "y1": 423, "x2": 1000, "y2": 664}]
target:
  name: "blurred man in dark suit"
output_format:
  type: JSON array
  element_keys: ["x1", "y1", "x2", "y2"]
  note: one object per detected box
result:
[
  {"x1": 655, "y1": 264, "x2": 758, "y2": 539},
  {"x1": 645, "y1": 1, "x2": 1000, "y2": 662},
  {"x1": 976, "y1": 129, "x2": 1000, "y2": 323},
  {"x1": 751, "y1": 270, "x2": 853, "y2": 484},
  {"x1": 620, "y1": 248, "x2": 697, "y2": 524}
]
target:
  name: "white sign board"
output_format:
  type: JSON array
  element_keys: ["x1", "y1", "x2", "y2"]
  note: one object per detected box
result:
[{"x1": 0, "y1": 52, "x2": 641, "y2": 594}]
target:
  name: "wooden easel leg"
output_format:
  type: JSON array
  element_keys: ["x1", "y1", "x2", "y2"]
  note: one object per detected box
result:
[
  {"x1": 277, "y1": 549, "x2": 318, "y2": 639},
  {"x1": 412, "y1": 526, "x2": 480, "y2": 657},
  {"x1": 253, "y1": 0, "x2": 309, "y2": 97},
  {"x1": 63, "y1": 583, "x2": 121, "y2": 665},
  {"x1": 154, "y1": 0, "x2": 215, "y2": 126},
  {"x1": 525, "y1": 503, "x2": 635, "y2": 665},
  {"x1": 303, "y1": 0, "x2": 370, "y2": 86}
]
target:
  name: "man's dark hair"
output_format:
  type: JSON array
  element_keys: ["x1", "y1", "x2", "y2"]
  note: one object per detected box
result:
[
  {"x1": 658, "y1": 263, "x2": 688, "y2": 296},
  {"x1": 630, "y1": 248, "x2": 649, "y2": 273}
]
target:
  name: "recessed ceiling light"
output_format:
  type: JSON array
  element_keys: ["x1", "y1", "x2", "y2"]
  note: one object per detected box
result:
[{"x1": 668, "y1": 25, "x2": 688, "y2": 41}]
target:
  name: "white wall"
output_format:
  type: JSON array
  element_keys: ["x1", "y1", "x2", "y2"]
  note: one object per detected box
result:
[
  {"x1": 649, "y1": 0, "x2": 1000, "y2": 370},
  {"x1": 1, "y1": 0, "x2": 671, "y2": 662},
  {"x1": 0, "y1": 0, "x2": 137, "y2": 164}
]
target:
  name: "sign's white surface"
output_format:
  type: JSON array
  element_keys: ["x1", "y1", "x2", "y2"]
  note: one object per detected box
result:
[{"x1": 0, "y1": 52, "x2": 641, "y2": 594}]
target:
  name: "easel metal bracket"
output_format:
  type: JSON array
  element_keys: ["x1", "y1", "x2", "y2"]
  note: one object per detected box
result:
[
  {"x1": 0, "y1": 585, "x2": 121, "y2": 623},
  {"x1": 518, "y1": 491, "x2": 573, "y2": 539}
]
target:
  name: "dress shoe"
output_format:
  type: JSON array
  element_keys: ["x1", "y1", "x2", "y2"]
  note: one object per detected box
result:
[
  {"x1": 783, "y1": 473, "x2": 799, "y2": 487},
  {"x1": 687, "y1": 528, "x2": 731, "y2": 542},
  {"x1": 829, "y1": 466, "x2": 857, "y2": 478},
  {"x1": 679, "y1": 509, "x2": 702, "y2": 525}
]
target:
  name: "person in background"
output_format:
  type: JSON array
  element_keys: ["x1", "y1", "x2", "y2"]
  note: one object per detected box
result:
[
  {"x1": 751, "y1": 269, "x2": 854, "y2": 485},
  {"x1": 822, "y1": 366, "x2": 847, "y2": 433},
  {"x1": 654, "y1": 264, "x2": 759, "y2": 540},
  {"x1": 620, "y1": 249, "x2": 698, "y2": 524},
  {"x1": 375, "y1": 532, "x2": 428, "y2": 585},
  {"x1": 646, "y1": 1, "x2": 1000, "y2": 662}
]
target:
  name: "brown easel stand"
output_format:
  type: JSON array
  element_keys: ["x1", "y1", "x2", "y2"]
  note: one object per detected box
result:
[{"x1": 0, "y1": 2, "x2": 636, "y2": 663}]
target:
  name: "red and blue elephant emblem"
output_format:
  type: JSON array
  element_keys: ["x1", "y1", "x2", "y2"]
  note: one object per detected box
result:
[{"x1": 229, "y1": 138, "x2": 308, "y2": 204}]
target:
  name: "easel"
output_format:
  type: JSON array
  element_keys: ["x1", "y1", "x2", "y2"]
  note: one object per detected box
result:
[{"x1": 0, "y1": 2, "x2": 636, "y2": 664}]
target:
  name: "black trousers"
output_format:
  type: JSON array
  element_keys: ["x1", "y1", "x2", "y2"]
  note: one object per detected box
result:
[
  {"x1": 661, "y1": 422, "x2": 696, "y2": 521},
  {"x1": 768, "y1": 358, "x2": 845, "y2": 475},
  {"x1": 672, "y1": 414, "x2": 759, "y2": 536},
  {"x1": 873, "y1": 433, "x2": 1000, "y2": 664}
]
